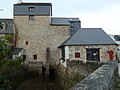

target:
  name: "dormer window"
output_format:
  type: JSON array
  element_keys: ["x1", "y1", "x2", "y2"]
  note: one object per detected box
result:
[
  {"x1": 29, "y1": 7, "x2": 35, "y2": 11},
  {"x1": 70, "y1": 22, "x2": 74, "y2": 28},
  {"x1": 1, "y1": 23, "x2": 6, "y2": 31}
]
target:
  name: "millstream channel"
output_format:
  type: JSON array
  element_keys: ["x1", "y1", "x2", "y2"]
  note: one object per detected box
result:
[
  {"x1": 15, "y1": 67, "x2": 63, "y2": 90},
  {"x1": 15, "y1": 76, "x2": 63, "y2": 90}
]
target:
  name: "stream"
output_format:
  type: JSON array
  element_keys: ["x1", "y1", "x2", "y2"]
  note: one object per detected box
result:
[{"x1": 15, "y1": 75, "x2": 63, "y2": 90}]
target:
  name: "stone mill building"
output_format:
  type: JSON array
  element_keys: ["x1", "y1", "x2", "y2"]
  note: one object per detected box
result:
[
  {"x1": 13, "y1": 2, "x2": 117, "y2": 69},
  {"x1": 13, "y1": 3, "x2": 81, "y2": 67}
]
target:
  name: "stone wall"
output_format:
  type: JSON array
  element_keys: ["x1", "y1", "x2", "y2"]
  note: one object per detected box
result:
[
  {"x1": 67, "y1": 60, "x2": 103, "y2": 76},
  {"x1": 69, "y1": 45, "x2": 117, "y2": 62},
  {"x1": 14, "y1": 16, "x2": 70, "y2": 65},
  {"x1": 56, "y1": 61, "x2": 103, "y2": 90},
  {"x1": 69, "y1": 61, "x2": 118, "y2": 90}
]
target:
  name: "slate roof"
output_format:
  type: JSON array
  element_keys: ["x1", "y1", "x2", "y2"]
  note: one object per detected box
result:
[
  {"x1": 59, "y1": 28, "x2": 117, "y2": 47},
  {"x1": 14, "y1": 3, "x2": 52, "y2": 6},
  {"x1": 12, "y1": 48, "x2": 23, "y2": 55},
  {"x1": 0, "y1": 19, "x2": 14, "y2": 34},
  {"x1": 51, "y1": 17, "x2": 80, "y2": 25}
]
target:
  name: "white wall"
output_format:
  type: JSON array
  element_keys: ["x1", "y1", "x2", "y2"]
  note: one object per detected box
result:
[
  {"x1": 60, "y1": 46, "x2": 69, "y2": 67},
  {"x1": 12, "y1": 49, "x2": 23, "y2": 59}
]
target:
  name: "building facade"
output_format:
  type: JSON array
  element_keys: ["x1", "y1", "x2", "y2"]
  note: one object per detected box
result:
[
  {"x1": 109, "y1": 35, "x2": 120, "y2": 61},
  {"x1": 13, "y1": 3, "x2": 81, "y2": 66},
  {"x1": 59, "y1": 28, "x2": 117, "y2": 67},
  {"x1": 0, "y1": 19, "x2": 13, "y2": 37},
  {"x1": 13, "y1": 2, "x2": 117, "y2": 69}
]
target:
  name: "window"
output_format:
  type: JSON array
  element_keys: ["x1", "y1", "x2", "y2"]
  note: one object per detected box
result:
[
  {"x1": 114, "y1": 35, "x2": 120, "y2": 41},
  {"x1": 75, "y1": 52, "x2": 80, "y2": 58},
  {"x1": 1, "y1": 23, "x2": 6, "y2": 31},
  {"x1": 61, "y1": 47, "x2": 65, "y2": 61},
  {"x1": 70, "y1": 27, "x2": 74, "y2": 36},
  {"x1": 26, "y1": 41, "x2": 28, "y2": 45},
  {"x1": 33, "y1": 55, "x2": 37, "y2": 60},
  {"x1": 75, "y1": 46, "x2": 80, "y2": 51},
  {"x1": 86, "y1": 48, "x2": 100, "y2": 61},
  {"x1": 29, "y1": 7, "x2": 35, "y2": 11},
  {"x1": 70, "y1": 22, "x2": 74, "y2": 28},
  {"x1": 29, "y1": 15, "x2": 35, "y2": 20},
  {"x1": 23, "y1": 55, "x2": 26, "y2": 60}
]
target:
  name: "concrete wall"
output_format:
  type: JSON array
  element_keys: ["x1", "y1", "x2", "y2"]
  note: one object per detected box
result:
[
  {"x1": 68, "y1": 45, "x2": 117, "y2": 62},
  {"x1": 70, "y1": 61, "x2": 118, "y2": 90},
  {"x1": 14, "y1": 16, "x2": 70, "y2": 65}
]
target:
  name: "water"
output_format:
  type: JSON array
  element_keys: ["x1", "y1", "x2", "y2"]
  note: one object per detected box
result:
[{"x1": 15, "y1": 76, "x2": 63, "y2": 90}]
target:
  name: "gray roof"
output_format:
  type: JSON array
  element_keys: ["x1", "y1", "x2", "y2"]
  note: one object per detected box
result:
[
  {"x1": 12, "y1": 48, "x2": 23, "y2": 55},
  {"x1": 14, "y1": 3, "x2": 52, "y2": 16},
  {"x1": 0, "y1": 19, "x2": 14, "y2": 34},
  {"x1": 14, "y1": 3, "x2": 52, "y2": 6},
  {"x1": 51, "y1": 17, "x2": 80, "y2": 25},
  {"x1": 59, "y1": 28, "x2": 117, "y2": 47}
]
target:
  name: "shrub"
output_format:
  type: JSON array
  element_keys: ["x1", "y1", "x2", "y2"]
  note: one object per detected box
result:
[{"x1": 0, "y1": 59, "x2": 26, "y2": 90}]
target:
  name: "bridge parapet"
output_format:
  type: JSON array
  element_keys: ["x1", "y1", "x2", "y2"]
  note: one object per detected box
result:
[{"x1": 70, "y1": 61, "x2": 118, "y2": 90}]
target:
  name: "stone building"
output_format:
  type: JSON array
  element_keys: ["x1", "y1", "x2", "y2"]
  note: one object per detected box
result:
[
  {"x1": 110, "y1": 35, "x2": 120, "y2": 61},
  {"x1": 13, "y1": 3, "x2": 81, "y2": 66},
  {"x1": 13, "y1": 2, "x2": 117, "y2": 68},
  {"x1": 0, "y1": 19, "x2": 13, "y2": 37},
  {"x1": 0, "y1": 19, "x2": 24, "y2": 60},
  {"x1": 59, "y1": 28, "x2": 117, "y2": 67}
]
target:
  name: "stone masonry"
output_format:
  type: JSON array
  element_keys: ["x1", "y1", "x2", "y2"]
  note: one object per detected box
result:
[
  {"x1": 14, "y1": 16, "x2": 70, "y2": 65},
  {"x1": 70, "y1": 61, "x2": 118, "y2": 90},
  {"x1": 69, "y1": 45, "x2": 117, "y2": 62}
]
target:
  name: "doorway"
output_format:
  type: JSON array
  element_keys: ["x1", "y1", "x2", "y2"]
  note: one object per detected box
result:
[{"x1": 86, "y1": 48, "x2": 100, "y2": 61}]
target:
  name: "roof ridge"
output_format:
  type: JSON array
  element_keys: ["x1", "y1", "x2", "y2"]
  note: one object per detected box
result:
[
  {"x1": 51, "y1": 17, "x2": 79, "y2": 19},
  {"x1": 14, "y1": 2, "x2": 52, "y2": 5},
  {"x1": 81, "y1": 28, "x2": 102, "y2": 29},
  {"x1": 59, "y1": 28, "x2": 117, "y2": 47}
]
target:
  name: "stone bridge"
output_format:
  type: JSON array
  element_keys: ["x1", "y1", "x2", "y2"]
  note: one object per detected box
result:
[{"x1": 70, "y1": 61, "x2": 118, "y2": 90}]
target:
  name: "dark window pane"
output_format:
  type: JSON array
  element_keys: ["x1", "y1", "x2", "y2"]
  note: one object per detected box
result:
[
  {"x1": 26, "y1": 41, "x2": 28, "y2": 45},
  {"x1": 75, "y1": 52, "x2": 80, "y2": 58},
  {"x1": 29, "y1": 7, "x2": 35, "y2": 11},
  {"x1": 33, "y1": 55, "x2": 37, "y2": 60},
  {"x1": 23, "y1": 55, "x2": 26, "y2": 60},
  {"x1": 29, "y1": 15, "x2": 35, "y2": 20}
]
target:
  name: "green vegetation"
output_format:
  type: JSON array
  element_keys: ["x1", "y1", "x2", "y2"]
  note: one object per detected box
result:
[
  {"x1": 0, "y1": 38, "x2": 12, "y2": 60},
  {"x1": 0, "y1": 20, "x2": 26, "y2": 90},
  {"x1": 4, "y1": 34, "x2": 14, "y2": 44},
  {"x1": 0, "y1": 59, "x2": 27, "y2": 90},
  {"x1": 0, "y1": 20, "x2": 14, "y2": 60},
  {"x1": 57, "y1": 72, "x2": 85, "y2": 90}
]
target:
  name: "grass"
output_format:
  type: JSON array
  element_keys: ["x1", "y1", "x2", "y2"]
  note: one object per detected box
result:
[{"x1": 115, "y1": 78, "x2": 120, "y2": 89}]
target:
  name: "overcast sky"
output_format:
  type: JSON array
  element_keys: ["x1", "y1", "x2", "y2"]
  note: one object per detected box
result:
[{"x1": 0, "y1": 0, "x2": 120, "y2": 35}]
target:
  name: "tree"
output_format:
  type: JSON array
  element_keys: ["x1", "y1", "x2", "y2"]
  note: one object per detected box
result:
[{"x1": 0, "y1": 21, "x2": 11, "y2": 60}]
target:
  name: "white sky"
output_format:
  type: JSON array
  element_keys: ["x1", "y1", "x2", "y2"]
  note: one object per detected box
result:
[{"x1": 0, "y1": 0, "x2": 120, "y2": 35}]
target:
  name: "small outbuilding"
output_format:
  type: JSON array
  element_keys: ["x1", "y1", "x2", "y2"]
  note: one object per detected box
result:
[
  {"x1": 59, "y1": 28, "x2": 117, "y2": 67},
  {"x1": 12, "y1": 48, "x2": 23, "y2": 59}
]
